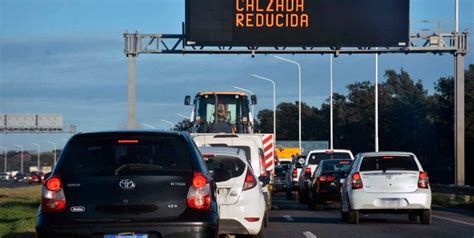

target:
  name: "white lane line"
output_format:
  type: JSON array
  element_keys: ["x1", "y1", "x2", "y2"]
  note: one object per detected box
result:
[
  {"x1": 283, "y1": 215, "x2": 294, "y2": 222},
  {"x1": 433, "y1": 215, "x2": 474, "y2": 227},
  {"x1": 302, "y1": 231, "x2": 317, "y2": 238}
]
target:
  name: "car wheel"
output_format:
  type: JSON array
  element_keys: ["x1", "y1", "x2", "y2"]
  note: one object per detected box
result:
[
  {"x1": 341, "y1": 210, "x2": 349, "y2": 222},
  {"x1": 263, "y1": 211, "x2": 269, "y2": 228},
  {"x1": 408, "y1": 211, "x2": 418, "y2": 222},
  {"x1": 307, "y1": 191, "x2": 316, "y2": 210},
  {"x1": 286, "y1": 189, "x2": 293, "y2": 200},
  {"x1": 348, "y1": 210, "x2": 359, "y2": 224},
  {"x1": 420, "y1": 209, "x2": 432, "y2": 225}
]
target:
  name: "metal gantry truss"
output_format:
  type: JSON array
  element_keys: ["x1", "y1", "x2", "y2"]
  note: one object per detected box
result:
[
  {"x1": 124, "y1": 31, "x2": 468, "y2": 56},
  {"x1": 123, "y1": 30, "x2": 469, "y2": 186}
]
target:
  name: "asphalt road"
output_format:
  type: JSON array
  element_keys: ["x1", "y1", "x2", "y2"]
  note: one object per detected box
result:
[{"x1": 264, "y1": 192, "x2": 474, "y2": 238}]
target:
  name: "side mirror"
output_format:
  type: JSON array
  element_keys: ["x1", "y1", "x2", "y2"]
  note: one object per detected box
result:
[
  {"x1": 184, "y1": 95, "x2": 191, "y2": 105},
  {"x1": 258, "y1": 175, "x2": 270, "y2": 185},
  {"x1": 210, "y1": 168, "x2": 231, "y2": 183},
  {"x1": 251, "y1": 95, "x2": 257, "y2": 105}
]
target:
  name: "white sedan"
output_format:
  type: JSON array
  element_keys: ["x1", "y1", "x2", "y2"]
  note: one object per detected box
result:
[
  {"x1": 341, "y1": 152, "x2": 432, "y2": 224},
  {"x1": 200, "y1": 147, "x2": 269, "y2": 237}
]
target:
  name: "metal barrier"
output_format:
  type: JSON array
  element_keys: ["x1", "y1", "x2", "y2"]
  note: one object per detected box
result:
[{"x1": 431, "y1": 184, "x2": 474, "y2": 196}]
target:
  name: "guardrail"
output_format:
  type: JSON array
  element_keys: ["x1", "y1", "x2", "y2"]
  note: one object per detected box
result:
[{"x1": 431, "y1": 184, "x2": 474, "y2": 196}]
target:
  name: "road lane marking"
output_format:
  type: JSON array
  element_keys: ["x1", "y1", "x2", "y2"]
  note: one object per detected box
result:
[
  {"x1": 283, "y1": 215, "x2": 294, "y2": 222},
  {"x1": 302, "y1": 231, "x2": 317, "y2": 238},
  {"x1": 433, "y1": 215, "x2": 474, "y2": 227},
  {"x1": 272, "y1": 205, "x2": 280, "y2": 210}
]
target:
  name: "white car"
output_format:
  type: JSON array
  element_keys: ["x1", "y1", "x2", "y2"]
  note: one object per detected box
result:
[
  {"x1": 199, "y1": 147, "x2": 268, "y2": 237},
  {"x1": 341, "y1": 152, "x2": 432, "y2": 224},
  {"x1": 297, "y1": 149, "x2": 354, "y2": 203}
]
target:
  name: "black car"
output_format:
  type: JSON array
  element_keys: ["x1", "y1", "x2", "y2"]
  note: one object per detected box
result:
[
  {"x1": 273, "y1": 164, "x2": 290, "y2": 192},
  {"x1": 36, "y1": 131, "x2": 219, "y2": 238},
  {"x1": 307, "y1": 159, "x2": 353, "y2": 209}
]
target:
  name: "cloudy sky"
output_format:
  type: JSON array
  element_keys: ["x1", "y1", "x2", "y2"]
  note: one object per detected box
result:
[{"x1": 0, "y1": 0, "x2": 473, "y2": 151}]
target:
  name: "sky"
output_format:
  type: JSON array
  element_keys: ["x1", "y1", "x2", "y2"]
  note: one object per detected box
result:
[{"x1": 0, "y1": 0, "x2": 473, "y2": 152}]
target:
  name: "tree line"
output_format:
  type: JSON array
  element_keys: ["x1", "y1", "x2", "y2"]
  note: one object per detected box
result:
[{"x1": 256, "y1": 65, "x2": 474, "y2": 185}]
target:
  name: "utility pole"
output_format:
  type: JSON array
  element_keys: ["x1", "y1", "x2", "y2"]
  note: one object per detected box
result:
[
  {"x1": 330, "y1": 55, "x2": 334, "y2": 150},
  {"x1": 375, "y1": 48, "x2": 379, "y2": 152},
  {"x1": 454, "y1": 0, "x2": 465, "y2": 186},
  {"x1": 0, "y1": 146, "x2": 6, "y2": 172},
  {"x1": 47, "y1": 141, "x2": 57, "y2": 167},
  {"x1": 14, "y1": 144, "x2": 24, "y2": 173},
  {"x1": 32, "y1": 143, "x2": 40, "y2": 170}
]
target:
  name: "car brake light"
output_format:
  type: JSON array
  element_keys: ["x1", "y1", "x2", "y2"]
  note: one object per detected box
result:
[
  {"x1": 243, "y1": 169, "x2": 257, "y2": 191},
  {"x1": 418, "y1": 172, "x2": 429, "y2": 189},
  {"x1": 292, "y1": 168, "x2": 298, "y2": 178},
  {"x1": 118, "y1": 140, "x2": 139, "y2": 143},
  {"x1": 244, "y1": 217, "x2": 260, "y2": 222},
  {"x1": 339, "y1": 161, "x2": 351, "y2": 164},
  {"x1": 319, "y1": 175, "x2": 336, "y2": 182},
  {"x1": 201, "y1": 153, "x2": 215, "y2": 158},
  {"x1": 41, "y1": 176, "x2": 66, "y2": 212},
  {"x1": 187, "y1": 172, "x2": 211, "y2": 210},
  {"x1": 305, "y1": 167, "x2": 311, "y2": 178},
  {"x1": 351, "y1": 172, "x2": 363, "y2": 189}
]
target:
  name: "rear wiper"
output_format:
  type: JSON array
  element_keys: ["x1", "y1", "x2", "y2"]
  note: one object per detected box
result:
[{"x1": 114, "y1": 164, "x2": 164, "y2": 175}]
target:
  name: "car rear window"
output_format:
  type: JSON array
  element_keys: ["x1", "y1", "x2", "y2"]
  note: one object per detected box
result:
[
  {"x1": 205, "y1": 156, "x2": 246, "y2": 179},
  {"x1": 308, "y1": 152, "x2": 352, "y2": 165},
  {"x1": 60, "y1": 134, "x2": 192, "y2": 176},
  {"x1": 275, "y1": 165, "x2": 290, "y2": 176},
  {"x1": 359, "y1": 156, "x2": 419, "y2": 172},
  {"x1": 320, "y1": 160, "x2": 352, "y2": 172},
  {"x1": 210, "y1": 144, "x2": 252, "y2": 165}
]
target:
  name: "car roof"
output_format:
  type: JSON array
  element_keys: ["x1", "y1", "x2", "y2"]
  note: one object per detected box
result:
[
  {"x1": 307, "y1": 149, "x2": 352, "y2": 154},
  {"x1": 198, "y1": 146, "x2": 247, "y2": 162},
  {"x1": 74, "y1": 130, "x2": 185, "y2": 136},
  {"x1": 359, "y1": 151, "x2": 416, "y2": 157}
]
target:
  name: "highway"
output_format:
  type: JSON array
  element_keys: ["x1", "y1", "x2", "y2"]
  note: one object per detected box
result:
[{"x1": 264, "y1": 193, "x2": 474, "y2": 238}]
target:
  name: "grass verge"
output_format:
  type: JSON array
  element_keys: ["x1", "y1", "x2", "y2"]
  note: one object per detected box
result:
[{"x1": 0, "y1": 185, "x2": 41, "y2": 238}]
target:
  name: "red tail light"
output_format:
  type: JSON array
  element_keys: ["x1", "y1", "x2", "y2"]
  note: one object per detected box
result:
[
  {"x1": 187, "y1": 172, "x2": 211, "y2": 210},
  {"x1": 351, "y1": 172, "x2": 363, "y2": 189},
  {"x1": 244, "y1": 217, "x2": 260, "y2": 222},
  {"x1": 319, "y1": 175, "x2": 336, "y2": 182},
  {"x1": 305, "y1": 167, "x2": 311, "y2": 178},
  {"x1": 292, "y1": 168, "x2": 298, "y2": 178},
  {"x1": 243, "y1": 168, "x2": 257, "y2": 191},
  {"x1": 41, "y1": 176, "x2": 66, "y2": 212},
  {"x1": 418, "y1": 172, "x2": 429, "y2": 189}
]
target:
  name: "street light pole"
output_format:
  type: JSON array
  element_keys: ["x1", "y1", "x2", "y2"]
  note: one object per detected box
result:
[
  {"x1": 32, "y1": 143, "x2": 40, "y2": 170},
  {"x1": 234, "y1": 86, "x2": 255, "y2": 123},
  {"x1": 0, "y1": 146, "x2": 6, "y2": 172},
  {"x1": 14, "y1": 144, "x2": 24, "y2": 173},
  {"x1": 250, "y1": 74, "x2": 276, "y2": 145},
  {"x1": 375, "y1": 48, "x2": 379, "y2": 152},
  {"x1": 330, "y1": 54, "x2": 334, "y2": 150},
  {"x1": 274, "y1": 56, "x2": 302, "y2": 151},
  {"x1": 47, "y1": 141, "x2": 57, "y2": 167}
]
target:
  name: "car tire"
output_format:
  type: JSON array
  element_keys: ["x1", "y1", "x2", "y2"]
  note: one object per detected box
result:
[
  {"x1": 307, "y1": 191, "x2": 316, "y2": 210},
  {"x1": 420, "y1": 209, "x2": 432, "y2": 225},
  {"x1": 286, "y1": 189, "x2": 293, "y2": 200},
  {"x1": 409, "y1": 212, "x2": 418, "y2": 222},
  {"x1": 341, "y1": 210, "x2": 349, "y2": 222},
  {"x1": 297, "y1": 190, "x2": 304, "y2": 204},
  {"x1": 348, "y1": 210, "x2": 359, "y2": 224},
  {"x1": 263, "y1": 211, "x2": 269, "y2": 228}
]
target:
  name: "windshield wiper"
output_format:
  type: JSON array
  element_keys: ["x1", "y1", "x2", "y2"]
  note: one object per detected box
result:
[{"x1": 114, "y1": 164, "x2": 164, "y2": 175}]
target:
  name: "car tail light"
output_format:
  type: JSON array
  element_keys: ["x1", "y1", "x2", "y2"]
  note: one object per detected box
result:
[
  {"x1": 41, "y1": 176, "x2": 66, "y2": 212},
  {"x1": 187, "y1": 172, "x2": 211, "y2": 210},
  {"x1": 319, "y1": 175, "x2": 336, "y2": 182},
  {"x1": 418, "y1": 172, "x2": 429, "y2": 189},
  {"x1": 292, "y1": 168, "x2": 298, "y2": 178},
  {"x1": 305, "y1": 167, "x2": 311, "y2": 178},
  {"x1": 118, "y1": 140, "x2": 139, "y2": 143},
  {"x1": 351, "y1": 172, "x2": 363, "y2": 189},
  {"x1": 243, "y1": 169, "x2": 257, "y2": 191}
]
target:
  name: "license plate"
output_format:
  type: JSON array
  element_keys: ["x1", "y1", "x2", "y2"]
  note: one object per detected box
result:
[
  {"x1": 104, "y1": 233, "x2": 148, "y2": 238},
  {"x1": 380, "y1": 198, "x2": 403, "y2": 207}
]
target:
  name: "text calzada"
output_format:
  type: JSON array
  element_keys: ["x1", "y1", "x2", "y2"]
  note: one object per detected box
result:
[{"x1": 235, "y1": 0, "x2": 309, "y2": 28}]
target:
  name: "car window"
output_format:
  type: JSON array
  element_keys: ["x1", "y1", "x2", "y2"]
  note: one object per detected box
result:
[
  {"x1": 61, "y1": 134, "x2": 192, "y2": 176},
  {"x1": 307, "y1": 152, "x2": 352, "y2": 165},
  {"x1": 359, "y1": 155, "x2": 419, "y2": 172},
  {"x1": 321, "y1": 160, "x2": 352, "y2": 172},
  {"x1": 210, "y1": 144, "x2": 252, "y2": 165},
  {"x1": 205, "y1": 155, "x2": 246, "y2": 179}
]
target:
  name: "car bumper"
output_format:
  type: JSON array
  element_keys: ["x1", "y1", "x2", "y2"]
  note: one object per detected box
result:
[
  {"x1": 349, "y1": 188, "x2": 431, "y2": 211},
  {"x1": 36, "y1": 221, "x2": 218, "y2": 238},
  {"x1": 218, "y1": 192, "x2": 265, "y2": 235}
]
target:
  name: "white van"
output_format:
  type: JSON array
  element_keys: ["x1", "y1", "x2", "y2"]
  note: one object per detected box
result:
[{"x1": 192, "y1": 133, "x2": 272, "y2": 209}]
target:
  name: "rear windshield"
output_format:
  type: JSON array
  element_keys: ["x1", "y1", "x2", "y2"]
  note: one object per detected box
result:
[
  {"x1": 205, "y1": 156, "x2": 246, "y2": 180},
  {"x1": 320, "y1": 160, "x2": 352, "y2": 172},
  {"x1": 61, "y1": 134, "x2": 192, "y2": 176},
  {"x1": 275, "y1": 165, "x2": 290, "y2": 175},
  {"x1": 308, "y1": 152, "x2": 352, "y2": 165},
  {"x1": 210, "y1": 144, "x2": 251, "y2": 164},
  {"x1": 360, "y1": 156, "x2": 419, "y2": 172}
]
